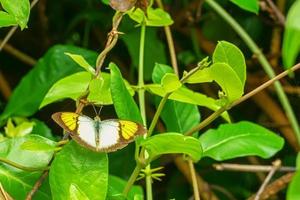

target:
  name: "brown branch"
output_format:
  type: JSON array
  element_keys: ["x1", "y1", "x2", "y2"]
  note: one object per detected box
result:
[
  {"x1": 25, "y1": 171, "x2": 49, "y2": 200},
  {"x1": 269, "y1": 0, "x2": 286, "y2": 67},
  {"x1": 254, "y1": 160, "x2": 282, "y2": 200},
  {"x1": 248, "y1": 173, "x2": 295, "y2": 200},
  {"x1": 174, "y1": 156, "x2": 219, "y2": 200},
  {"x1": 0, "y1": 40, "x2": 36, "y2": 66},
  {"x1": 155, "y1": 0, "x2": 179, "y2": 76},
  {"x1": 0, "y1": 182, "x2": 13, "y2": 200},
  {"x1": 214, "y1": 163, "x2": 296, "y2": 173},
  {"x1": 264, "y1": 0, "x2": 285, "y2": 26},
  {"x1": 0, "y1": 71, "x2": 12, "y2": 100}
]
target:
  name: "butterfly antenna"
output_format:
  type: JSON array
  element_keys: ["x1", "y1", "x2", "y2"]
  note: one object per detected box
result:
[
  {"x1": 98, "y1": 106, "x2": 103, "y2": 116},
  {"x1": 92, "y1": 104, "x2": 98, "y2": 116}
]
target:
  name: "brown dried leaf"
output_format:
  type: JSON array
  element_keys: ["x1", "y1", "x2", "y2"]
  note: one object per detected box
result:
[
  {"x1": 109, "y1": 0, "x2": 137, "y2": 12},
  {"x1": 135, "y1": 0, "x2": 150, "y2": 13}
]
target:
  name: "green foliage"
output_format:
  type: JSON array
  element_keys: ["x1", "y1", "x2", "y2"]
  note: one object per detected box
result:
[
  {"x1": 230, "y1": 0, "x2": 259, "y2": 14},
  {"x1": 213, "y1": 41, "x2": 246, "y2": 85},
  {"x1": 49, "y1": 141, "x2": 108, "y2": 200},
  {"x1": 148, "y1": 63, "x2": 231, "y2": 121},
  {"x1": 0, "y1": 45, "x2": 97, "y2": 124},
  {"x1": 107, "y1": 175, "x2": 143, "y2": 200},
  {"x1": 0, "y1": 0, "x2": 30, "y2": 29},
  {"x1": 152, "y1": 64, "x2": 201, "y2": 136},
  {"x1": 141, "y1": 133, "x2": 202, "y2": 162},
  {"x1": 287, "y1": 153, "x2": 300, "y2": 200},
  {"x1": 0, "y1": 135, "x2": 56, "y2": 168},
  {"x1": 199, "y1": 121, "x2": 284, "y2": 160},
  {"x1": 110, "y1": 63, "x2": 143, "y2": 123},
  {"x1": 4, "y1": 118, "x2": 35, "y2": 138},
  {"x1": 282, "y1": 0, "x2": 300, "y2": 69},
  {"x1": 65, "y1": 52, "x2": 96, "y2": 75},
  {"x1": 128, "y1": 7, "x2": 173, "y2": 26},
  {"x1": 0, "y1": 11, "x2": 17, "y2": 28}
]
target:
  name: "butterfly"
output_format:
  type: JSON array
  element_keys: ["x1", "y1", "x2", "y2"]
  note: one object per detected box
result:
[{"x1": 52, "y1": 112, "x2": 147, "y2": 152}]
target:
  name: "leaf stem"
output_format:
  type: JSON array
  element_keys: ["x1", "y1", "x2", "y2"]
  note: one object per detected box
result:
[
  {"x1": 147, "y1": 93, "x2": 171, "y2": 137},
  {"x1": 0, "y1": 158, "x2": 49, "y2": 172},
  {"x1": 205, "y1": 0, "x2": 300, "y2": 145},
  {"x1": 138, "y1": 23, "x2": 147, "y2": 125},
  {"x1": 123, "y1": 164, "x2": 143, "y2": 197},
  {"x1": 188, "y1": 159, "x2": 200, "y2": 200},
  {"x1": 137, "y1": 21, "x2": 153, "y2": 200}
]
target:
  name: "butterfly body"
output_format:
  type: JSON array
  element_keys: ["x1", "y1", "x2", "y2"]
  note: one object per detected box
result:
[{"x1": 52, "y1": 112, "x2": 146, "y2": 152}]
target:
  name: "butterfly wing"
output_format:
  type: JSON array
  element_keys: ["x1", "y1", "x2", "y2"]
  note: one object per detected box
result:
[
  {"x1": 52, "y1": 112, "x2": 99, "y2": 149},
  {"x1": 52, "y1": 112, "x2": 147, "y2": 152},
  {"x1": 97, "y1": 119, "x2": 146, "y2": 152}
]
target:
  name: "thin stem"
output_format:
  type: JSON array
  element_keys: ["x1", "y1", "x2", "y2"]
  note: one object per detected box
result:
[
  {"x1": 95, "y1": 12, "x2": 123, "y2": 76},
  {"x1": 138, "y1": 23, "x2": 147, "y2": 125},
  {"x1": 147, "y1": 93, "x2": 171, "y2": 137},
  {"x1": 254, "y1": 160, "x2": 281, "y2": 200},
  {"x1": 155, "y1": 0, "x2": 179, "y2": 76},
  {"x1": 185, "y1": 106, "x2": 227, "y2": 136},
  {"x1": 138, "y1": 22, "x2": 153, "y2": 200},
  {"x1": 122, "y1": 164, "x2": 143, "y2": 197},
  {"x1": 0, "y1": 158, "x2": 49, "y2": 172},
  {"x1": 188, "y1": 159, "x2": 200, "y2": 200},
  {"x1": 25, "y1": 171, "x2": 49, "y2": 200},
  {"x1": 206, "y1": 0, "x2": 300, "y2": 145},
  {"x1": 214, "y1": 163, "x2": 296, "y2": 172}
]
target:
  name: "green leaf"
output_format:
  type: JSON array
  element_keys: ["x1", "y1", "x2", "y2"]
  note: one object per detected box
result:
[
  {"x1": 230, "y1": 0, "x2": 259, "y2": 14},
  {"x1": 107, "y1": 175, "x2": 144, "y2": 200},
  {"x1": 160, "y1": 101, "x2": 201, "y2": 136},
  {"x1": 145, "y1": 84, "x2": 230, "y2": 122},
  {"x1": 65, "y1": 52, "x2": 96, "y2": 75},
  {"x1": 121, "y1": 23, "x2": 167, "y2": 81},
  {"x1": 0, "y1": 135, "x2": 56, "y2": 168},
  {"x1": 0, "y1": 45, "x2": 97, "y2": 124},
  {"x1": 213, "y1": 41, "x2": 247, "y2": 85},
  {"x1": 69, "y1": 184, "x2": 90, "y2": 200},
  {"x1": 0, "y1": 11, "x2": 17, "y2": 28},
  {"x1": 49, "y1": 141, "x2": 108, "y2": 200},
  {"x1": 152, "y1": 63, "x2": 174, "y2": 83},
  {"x1": 282, "y1": 0, "x2": 300, "y2": 69},
  {"x1": 40, "y1": 72, "x2": 92, "y2": 108},
  {"x1": 199, "y1": 121, "x2": 284, "y2": 161},
  {"x1": 128, "y1": 7, "x2": 173, "y2": 27},
  {"x1": 161, "y1": 73, "x2": 182, "y2": 93},
  {"x1": 140, "y1": 133, "x2": 202, "y2": 162},
  {"x1": 152, "y1": 63, "x2": 201, "y2": 136},
  {"x1": 110, "y1": 63, "x2": 143, "y2": 123},
  {"x1": 87, "y1": 76, "x2": 112, "y2": 105},
  {"x1": 30, "y1": 119, "x2": 56, "y2": 141},
  {"x1": 209, "y1": 63, "x2": 244, "y2": 103},
  {"x1": 297, "y1": 153, "x2": 300, "y2": 170},
  {"x1": 183, "y1": 67, "x2": 213, "y2": 84},
  {"x1": 0, "y1": 167, "x2": 51, "y2": 199},
  {"x1": 4, "y1": 118, "x2": 35, "y2": 138},
  {"x1": 0, "y1": 0, "x2": 30, "y2": 29},
  {"x1": 287, "y1": 153, "x2": 300, "y2": 200}
]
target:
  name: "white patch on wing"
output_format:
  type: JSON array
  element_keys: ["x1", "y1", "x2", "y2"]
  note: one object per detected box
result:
[
  {"x1": 77, "y1": 116, "x2": 97, "y2": 147},
  {"x1": 99, "y1": 120, "x2": 120, "y2": 149}
]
